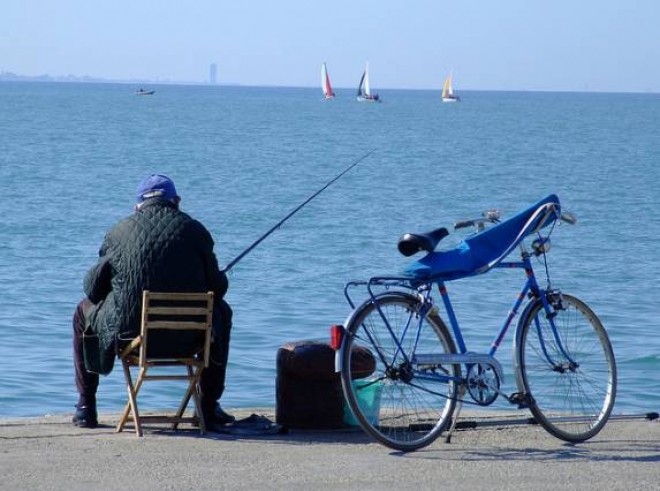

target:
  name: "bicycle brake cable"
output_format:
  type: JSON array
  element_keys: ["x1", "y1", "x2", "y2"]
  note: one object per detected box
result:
[{"x1": 539, "y1": 219, "x2": 558, "y2": 288}]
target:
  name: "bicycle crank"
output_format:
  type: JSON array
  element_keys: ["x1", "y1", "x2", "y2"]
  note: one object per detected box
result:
[{"x1": 467, "y1": 362, "x2": 501, "y2": 405}]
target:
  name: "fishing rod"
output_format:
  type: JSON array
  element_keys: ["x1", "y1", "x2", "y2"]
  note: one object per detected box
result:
[
  {"x1": 221, "y1": 149, "x2": 375, "y2": 273},
  {"x1": 452, "y1": 411, "x2": 659, "y2": 431}
]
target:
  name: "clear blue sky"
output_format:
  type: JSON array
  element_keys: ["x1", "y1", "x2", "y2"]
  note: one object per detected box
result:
[{"x1": 2, "y1": 0, "x2": 658, "y2": 92}]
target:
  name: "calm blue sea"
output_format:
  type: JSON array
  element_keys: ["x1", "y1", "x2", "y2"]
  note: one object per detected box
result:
[{"x1": 0, "y1": 82, "x2": 658, "y2": 418}]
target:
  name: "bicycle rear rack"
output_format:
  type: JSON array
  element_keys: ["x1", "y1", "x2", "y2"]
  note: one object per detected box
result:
[{"x1": 344, "y1": 276, "x2": 423, "y2": 309}]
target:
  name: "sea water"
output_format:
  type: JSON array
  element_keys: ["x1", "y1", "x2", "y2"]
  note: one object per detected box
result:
[{"x1": 0, "y1": 82, "x2": 658, "y2": 417}]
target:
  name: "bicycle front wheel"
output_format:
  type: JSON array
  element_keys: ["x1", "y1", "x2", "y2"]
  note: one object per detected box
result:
[
  {"x1": 340, "y1": 292, "x2": 458, "y2": 452},
  {"x1": 515, "y1": 294, "x2": 616, "y2": 442}
]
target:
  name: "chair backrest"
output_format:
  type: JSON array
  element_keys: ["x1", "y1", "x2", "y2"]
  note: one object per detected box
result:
[{"x1": 139, "y1": 291, "x2": 214, "y2": 368}]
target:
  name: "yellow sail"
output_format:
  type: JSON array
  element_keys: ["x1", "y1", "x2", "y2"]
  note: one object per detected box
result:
[
  {"x1": 442, "y1": 71, "x2": 459, "y2": 102},
  {"x1": 442, "y1": 73, "x2": 453, "y2": 98}
]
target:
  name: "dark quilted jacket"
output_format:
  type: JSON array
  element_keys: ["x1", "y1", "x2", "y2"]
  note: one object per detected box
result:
[{"x1": 83, "y1": 200, "x2": 229, "y2": 374}]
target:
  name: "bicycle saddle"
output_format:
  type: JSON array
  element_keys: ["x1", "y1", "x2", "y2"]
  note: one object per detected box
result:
[{"x1": 397, "y1": 227, "x2": 449, "y2": 257}]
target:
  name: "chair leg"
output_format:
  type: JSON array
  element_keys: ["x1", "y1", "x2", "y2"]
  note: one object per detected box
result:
[
  {"x1": 172, "y1": 365, "x2": 204, "y2": 434},
  {"x1": 172, "y1": 367, "x2": 193, "y2": 431},
  {"x1": 130, "y1": 368, "x2": 147, "y2": 437},
  {"x1": 116, "y1": 361, "x2": 145, "y2": 437},
  {"x1": 191, "y1": 366, "x2": 206, "y2": 434},
  {"x1": 191, "y1": 371, "x2": 206, "y2": 435},
  {"x1": 116, "y1": 359, "x2": 133, "y2": 433}
]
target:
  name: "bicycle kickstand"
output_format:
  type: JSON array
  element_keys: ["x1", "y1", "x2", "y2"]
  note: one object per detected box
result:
[{"x1": 445, "y1": 389, "x2": 465, "y2": 444}]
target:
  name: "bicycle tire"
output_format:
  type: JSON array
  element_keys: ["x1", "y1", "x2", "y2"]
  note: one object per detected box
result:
[
  {"x1": 340, "y1": 292, "x2": 458, "y2": 451},
  {"x1": 515, "y1": 294, "x2": 617, "y2": 442}
]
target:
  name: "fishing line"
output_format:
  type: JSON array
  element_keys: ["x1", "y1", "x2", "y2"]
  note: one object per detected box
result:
[{"x1": 222, "y1": 149, "x2": 375, "y2": 273}]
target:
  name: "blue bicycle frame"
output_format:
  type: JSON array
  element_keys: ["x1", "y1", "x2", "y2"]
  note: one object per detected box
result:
[{"x1": 437, "y1": 251, "x2": 576, "y2": 372}]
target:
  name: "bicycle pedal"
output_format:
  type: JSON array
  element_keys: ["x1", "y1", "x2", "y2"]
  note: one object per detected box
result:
[{"x1": 508, "y1": 392, "x2": 532, "y2": 409}]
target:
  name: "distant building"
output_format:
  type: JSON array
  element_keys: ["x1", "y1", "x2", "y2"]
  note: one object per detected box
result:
[{"x1": 209, "y1": 63, "x2": 217, "y2": 85}]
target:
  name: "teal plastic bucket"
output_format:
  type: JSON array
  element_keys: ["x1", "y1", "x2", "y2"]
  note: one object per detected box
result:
[{"x1": 344, "y1": 379, "x2": 383, "y2": 426}]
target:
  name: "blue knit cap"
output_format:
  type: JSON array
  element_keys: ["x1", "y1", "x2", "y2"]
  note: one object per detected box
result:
[{"x1": 136, "y1": 174, "x2": 178, "y2": 203}]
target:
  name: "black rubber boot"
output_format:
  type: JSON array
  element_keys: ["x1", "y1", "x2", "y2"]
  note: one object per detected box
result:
[{"x1": 72, "y1": 405, "x2": 98, "y2": 428}]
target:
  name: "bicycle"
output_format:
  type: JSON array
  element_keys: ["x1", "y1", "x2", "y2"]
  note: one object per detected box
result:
[{"x1": 332, "y1": 194, "x2": 617, "y2": 451}]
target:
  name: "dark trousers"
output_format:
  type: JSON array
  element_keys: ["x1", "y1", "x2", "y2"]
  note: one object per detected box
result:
[{"x1": 73, "y1": 298, "x2": 231, "y2": 409}]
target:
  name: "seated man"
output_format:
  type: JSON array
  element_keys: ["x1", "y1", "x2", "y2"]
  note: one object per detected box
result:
[{"x1": 72, "y1": 174, "x2": 234, "y2": 429}]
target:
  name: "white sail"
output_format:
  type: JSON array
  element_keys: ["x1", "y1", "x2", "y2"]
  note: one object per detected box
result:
[
  {"x1": 321, "y1": 63, "x2": 327, "y2": 94},
  {"x1": 357, "y1": 62, "x2": 380, "y2": 102},
  {"x1": 363, "y1": 63, "x2": 371, "y2": 96}
]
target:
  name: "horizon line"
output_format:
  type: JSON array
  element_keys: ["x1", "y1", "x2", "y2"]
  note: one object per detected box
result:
[{"x1": 0, "y1": 72, "x2": 657, "y2": 95}]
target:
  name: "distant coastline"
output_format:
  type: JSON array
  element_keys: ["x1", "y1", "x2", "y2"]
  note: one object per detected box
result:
[{"x1": 0, "y1": 70, "x2": 235, "y2": 86}]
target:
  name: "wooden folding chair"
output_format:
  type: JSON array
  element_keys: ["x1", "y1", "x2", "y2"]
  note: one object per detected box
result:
[{"x1": 116, "y1": 291, "x2": 214, "y2": 436}]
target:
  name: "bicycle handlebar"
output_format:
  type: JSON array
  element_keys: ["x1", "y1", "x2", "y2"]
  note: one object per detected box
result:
[
  {"x1": 454, "y1": 209, "x2": 501, "y2": 231},
  {"x1": 560, "y1": 211, "x2": 578, "y2": 225},
  {"x1": 455, "y1": 208, "x2": 576, "y2": 231},
  {"x1": 454, "y1": 219, "x2": 479, "y2": 230}
]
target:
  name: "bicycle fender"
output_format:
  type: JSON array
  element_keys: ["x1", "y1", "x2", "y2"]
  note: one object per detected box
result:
[
  {"x1": 335, "y1": 303, "x2": 366, "y2": 374},
  {"x1": 512, "y1": 298, "x2": 542, "y2": 390}
]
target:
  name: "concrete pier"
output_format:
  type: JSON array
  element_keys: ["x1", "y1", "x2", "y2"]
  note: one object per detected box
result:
[{"x1": 0, "y1": 409, "x2": 658, "y2": 490}]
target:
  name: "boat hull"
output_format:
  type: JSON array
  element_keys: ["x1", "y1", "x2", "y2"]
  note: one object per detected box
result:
[{"x1": 357, "y1": 95, "x2": 381, "y2": 103}]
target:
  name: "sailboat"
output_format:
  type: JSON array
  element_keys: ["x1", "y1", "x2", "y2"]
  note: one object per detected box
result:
[
  {"x1": 356, "y1": 62, "x2": 380, "y2": 102},
  {"x1": 321, "y1": 63, "x2": 335, "y2": 99},
  {"x1": 441, "y1": 72, "x2": 460, "y2": 102}
]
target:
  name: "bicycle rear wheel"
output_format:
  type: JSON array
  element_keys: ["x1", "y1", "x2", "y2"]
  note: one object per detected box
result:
[
  {"x1": 515, "y1": 294, "x2": 616, "y2": 442},
  {"x1": 340, "y1": 292, "x2": 458, "y2": 451}
]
